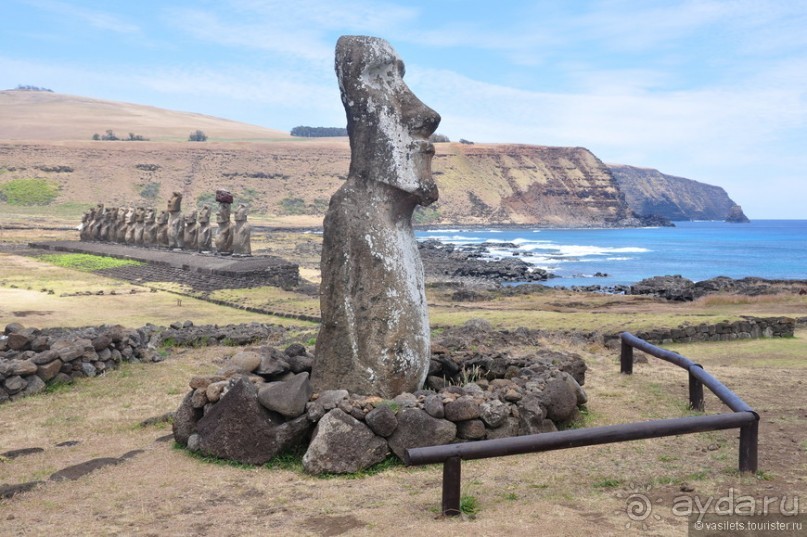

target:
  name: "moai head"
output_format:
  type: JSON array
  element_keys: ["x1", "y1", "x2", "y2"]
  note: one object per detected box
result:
[
  {"x1": 157, "y1": 210, "x2": 169, "y2": 225},
  {"x1": 198, "y1": 205, "x2": 211, "y2": 225},
  {"x1": 167, "y1": 192, "x2": 182, "y2": 213},
  {"x1": 144, "y1": 208, "x2": 156, "y2": 224},
  {"x1": 184, "y1": 210, "x2": 198, "y2": 226},
  {"x1": 135, "y1": 207, "x2": 145, "y2": 223},
  {"x1": 217, "y1": 203, "x2": 231, "y2": 225},
  {"x1": 125, "y1": 207, "x2": 136, "y2": 224},
  {"x1": 235, "y1": 203, "x2": 248, "y2": 222},
  {"x1": 116, "y1": 207, "x2": 127, "y2": 223},
  {"x1": 335, "y1": 35, "x2": 440, "y2": 206}
]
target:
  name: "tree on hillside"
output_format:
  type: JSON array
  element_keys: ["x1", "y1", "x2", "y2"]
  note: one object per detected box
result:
[
  {"x1": 15, "y1": 85, "x2": 53, "y2": 92},
  {"x1": 188, "y1": 130, "x2": 208, "y2": 142},
  {"x1": 290, "y1": 126, "x2": 348, "y2": 137}
]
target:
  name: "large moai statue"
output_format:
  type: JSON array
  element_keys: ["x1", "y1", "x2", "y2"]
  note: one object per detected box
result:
[
  {"x1": 214, "y1": 200, "x2": 233, "y2": 254},
  {"x1": 133, "y1": 207, "x2": 146, "y2": 245},
  {"x1": 123, "y1": 207, "x2": 137, "y2": 244},
  {"x1": 233, "y1": 203, "x2": 252, "y2": 255},
  {"x1": 311, "y1": 36, "x2": 441, "y2": 398},
  {"x1": 166, "y1": 192, "x2": 184, "y2": 249},
  {"x1": 89, "y1": 203, "x2": 105, "y2": 240},
  {"x1": 143, "y1": 208, "x2": 158, "y2": 245},
  {"x1": 79, "y1": 210, "x2": 92, "y2": 241},
  {"x1": 197, "y1": 205, "x2": 212, "y2": 252},
  {"x1": 183, "y1": 210, "x2": 199, "y2": 251},
  {"x1": 99, "y1": 207, "x2": 116, "y2": 242},
  {"x1": 114, "y1": 207, "x2": 128, "y2": 243},
  {"x1": 156, "y1": 210, "x2": 170, "y2": 247}
]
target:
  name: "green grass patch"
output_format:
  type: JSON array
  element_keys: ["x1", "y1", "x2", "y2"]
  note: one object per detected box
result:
[
  {"x1": 0, "y1": 178, "x2": 60, "y2": 205},
  {"x1": 460, "y1": 494, "x2": 480, "y2": 515},
  {"x1": 592, "y1": 477, "x2": 622, "y2": 489},
  {"x1": 38, "y1": 253, "x2": 144, "y2": 272}
]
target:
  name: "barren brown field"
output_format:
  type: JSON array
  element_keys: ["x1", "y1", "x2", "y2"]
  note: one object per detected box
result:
[{"x1": 1, "y1": 229, "x2": 805, "y2": 536}]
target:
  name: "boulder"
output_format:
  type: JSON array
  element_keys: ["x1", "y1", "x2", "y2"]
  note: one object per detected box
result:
[
  {"x1": 486, "y1": 416, "x2": 521, "y2": 439},
  {"x1": 257, "y1": 372, "x2": 313, "y2": 418},
  {"x1": 303, "y1": 409, "x2": 389, "y2": 474},
  {"x1": 254, "y1": 350, "x2": 290, "y2": 376},
  {"x1": 423, "y1": 394, "x2": 445, "y2": 419},
  {"x1": 456, "y1": 419, "x2": 486, "y2": 440},
  {"x1": 50, "y1": 338, "x2": 84, "y2": 362},
  {"x1": 7, "y1": 332, "x2": 32, "y2": 351},
  {"x1": 37, "y1": 359, "x2": 63, "y2": 382},
  {"x1": 31, "y1": 350, "x2": 60, "y2": 365},
  {"x1": 3, "y1": 375, "x2": 26, "y2": 395},
  {"x1": 172, "y1": 391, "x2": 203, "y2": 446},
  {"x1": 10, "y1": 359, "x2": 38, "y2": 376},
  {"x1": 225, "y1": 351, "x2": 262, "y2": 374},
  {"x1": 517, "y1": 394, "x2": 546, "y2": 435},
  {"x1": 540, "y1": 376, "x2": 579, "y2": 423},
  {"x1": 22, "y1": 375, "x2": 46, "y2": 396},
  {"x1": 444, "y1": 396, "x2": 481, "y2": 422},
  {"x1": 387, "y1": 408, "x2": 456, "y2": 460},
  {"x1": 196, "y1": 378, "x2": 310, "y2": 465},
  {"x1": 480, "y1": 400, "x2": 510, "y2": 428},
  {"x1": 365, "y1": 405, "x2": 398, "y2": 437}
]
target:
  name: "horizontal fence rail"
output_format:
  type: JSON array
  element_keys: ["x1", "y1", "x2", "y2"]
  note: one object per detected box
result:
[{"x1": 406, "y1": 331, "x2": 760, "y2": 517}]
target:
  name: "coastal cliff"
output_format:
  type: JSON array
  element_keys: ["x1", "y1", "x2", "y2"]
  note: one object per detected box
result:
[
  {"x1": 609, "y1": 163, "x2": 749, "y2": 222},
  {"x1": 0, "y1": 91, "x2": 742, "y2": 227}
]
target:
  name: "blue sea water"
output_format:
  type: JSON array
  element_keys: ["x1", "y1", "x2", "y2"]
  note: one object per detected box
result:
[{"x1": 417, "y1": 220, "x2": 807, "y2": 287}]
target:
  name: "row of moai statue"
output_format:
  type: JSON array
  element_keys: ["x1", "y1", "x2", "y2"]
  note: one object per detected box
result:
[{"x1": 79, "y1": 191, "x2": 251, "y2": 255}]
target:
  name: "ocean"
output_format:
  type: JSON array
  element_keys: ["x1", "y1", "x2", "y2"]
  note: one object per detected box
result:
[{"x1": 417, "y1": 220, "x2": 807, "y2": 287}]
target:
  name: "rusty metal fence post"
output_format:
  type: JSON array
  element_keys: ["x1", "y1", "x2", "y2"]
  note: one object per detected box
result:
[
  {"x1": 620, "y1": 339, "x2": 633, "y2": 374},
  {"x1": 739, "y1": 418, "x2": 759, "y2": 473},
  {"x1": 689, "y1": 364, "x2": 705, "y2": 411},
  {"x1": 442, "y1": 456, "x2": 462, "y2": 516}
]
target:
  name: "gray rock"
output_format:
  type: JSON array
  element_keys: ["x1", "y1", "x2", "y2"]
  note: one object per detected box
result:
[
  {"x1": 50, "y1": 338, "x2": 84, "y2": 362},
  {"x1": 257, "y1": 372, "x2": 313, "y2": 418},
  {"x1": 80, "y1": 362, "x2": 97, "y2": 377},
  {"x1": 22, "y1": 375, "x2": 46, "y2": 396},
  {"x1": 37, "y1": 359, "x2": 63, "y2": 382},
  {"x1": 196, "y1": 378, "x2": 310, "y2": 465},
  {"x1": 10, "y1": 359, "x2": 38, "y2": 376},
  {"x1": 480, "y1": 400, "x2": 510, "y2": 428},
  {"x1": 387, "y1": 408, "x2": 456, "y2": 460},
  {"x1": 4, "y1": 375, "x2": 26, "y2": 394},
  {"x1": 286, "y1": 354, "x2": 313, "y2": 374},
  {"x1": 456, "y1": 419, "x2": 486, "y2": 440},
  {"x1": 255, "y1": 350, "x2": 290, "y2": 376},
  {"x1": 365, "y1": 405, "x2": 398, "y2": 437},
  {"x1": 312, "y1": 36, "x2": 440, "y2": 398},
  {"x1": 31, "y1": 350, "x2": 59, "y2": 365},
  {"x1": 191, "y1": 388, "x2": 208, "y2": 409},
  {"x1": 393, "y1": 393, "x2": 418, "y2": 408},
  {"x1": 172, "y1": 391, "x2": 203, "y2": 446},
  {"x1": 444, "y1": 396, "x2": 481, "y2": 422},
  {"x1": 486, "y1": 416, "x2": 521, "y2": 439},
  {"x1": 225, "y1": 351, "x2": 262, "y2": 374},
  {"x1": 423, "y1": 394, "x2": 445, "y2": 418},
  {"x1": 187, "y1": 433, "x2": 201, "y2": 452},
  {"x1": 561, "y1": 371, "x2": 588, "y2": 406},
  {"x1": 517, "y1": 394, "x2": 546, "y2": 435},
  {"x1": 303, "y1": 409, "x2": 389, "y2": 474},
  {"x1": 4, "y1": 322, "x2": 24, "y2": 335},
  {"x1": 541, "y1": 376, "x2": 579, "y2": 423},
  {"x1": 7, "y1": 332, "x2": 31, "y2": 351}
]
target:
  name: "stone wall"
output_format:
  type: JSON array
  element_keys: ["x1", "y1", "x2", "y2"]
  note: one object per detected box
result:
[
  {"x1": 605, "y1": 316, "x2": 795, "y2": 347},
  {"x1": 0, "y1": 322, "x2": 286, "y2": 404}
]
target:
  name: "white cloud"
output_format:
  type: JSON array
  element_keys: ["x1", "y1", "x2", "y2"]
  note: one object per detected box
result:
[{"x1": 23, "y1": 0, "x2": 140, "y2": 34}]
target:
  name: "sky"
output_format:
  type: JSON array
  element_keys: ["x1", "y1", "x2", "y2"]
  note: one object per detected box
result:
[{"x1": 2, "y1": 0, "x2": 806, "y2": 219}]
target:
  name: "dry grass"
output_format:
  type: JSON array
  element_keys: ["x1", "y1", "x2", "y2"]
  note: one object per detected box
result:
[{"x1": 1, "y1": 335, "x2": 805, "y2": 536}]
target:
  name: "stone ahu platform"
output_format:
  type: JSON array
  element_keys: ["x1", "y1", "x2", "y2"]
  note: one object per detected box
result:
[{"x1": 29, "y1": 241, "x2": 300, "y2": 289}]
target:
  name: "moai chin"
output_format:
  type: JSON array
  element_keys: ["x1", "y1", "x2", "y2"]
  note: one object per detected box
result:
[
  {"x1": 167, "y1": 191, "x2": 184, "y2": 249},
  {"x1": 233, "y1": 203, "x2": 252, "y2": 255},
  {"x1": 311, "y1": 36, "x2": 440, "y2": 398}
]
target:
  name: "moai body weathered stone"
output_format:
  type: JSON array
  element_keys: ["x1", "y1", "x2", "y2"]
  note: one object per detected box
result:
[
  {"x1": 214, "y1": 203, "x2": 233, "y2": 254},
  {"x1": 114, "y1": 207, "x2": 128, "y2": 243},
  {"x1": 79, "y1": 210, "x2": 91, "y2": 241},
  {"x1": 233, "y1": 204, "x2": 252, "y2": 255},
  {"x1": 156, "y1": 210, "x2": 170, "y2": 247},
  {"x1": 167, "y1": 192, "x2": 184, "y2": 249},
  {"x1": 99, "y1": 207, "x2": 116, "y2": 241},
  {"x1": 124, "y1": 207, "x2": 137, "y2": 244},
  {"x1": 183, "y1": 210, "x2": 199, "y2": 251},
  {"x1": 311, "y1": 36, "x2": 440, "y2": 398},
  {"x1": 133, "y1": 207, "x2": 146, "y2": 245},
  {"x1": 197, "y1": 205, "x2": 212, "y2": 251},
  {"x1": 143, "y1": 208, "x2": 157, "y2": 246},
  {"x1": 89, "y1": 203, "x2": 104, "y2": 240}
]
